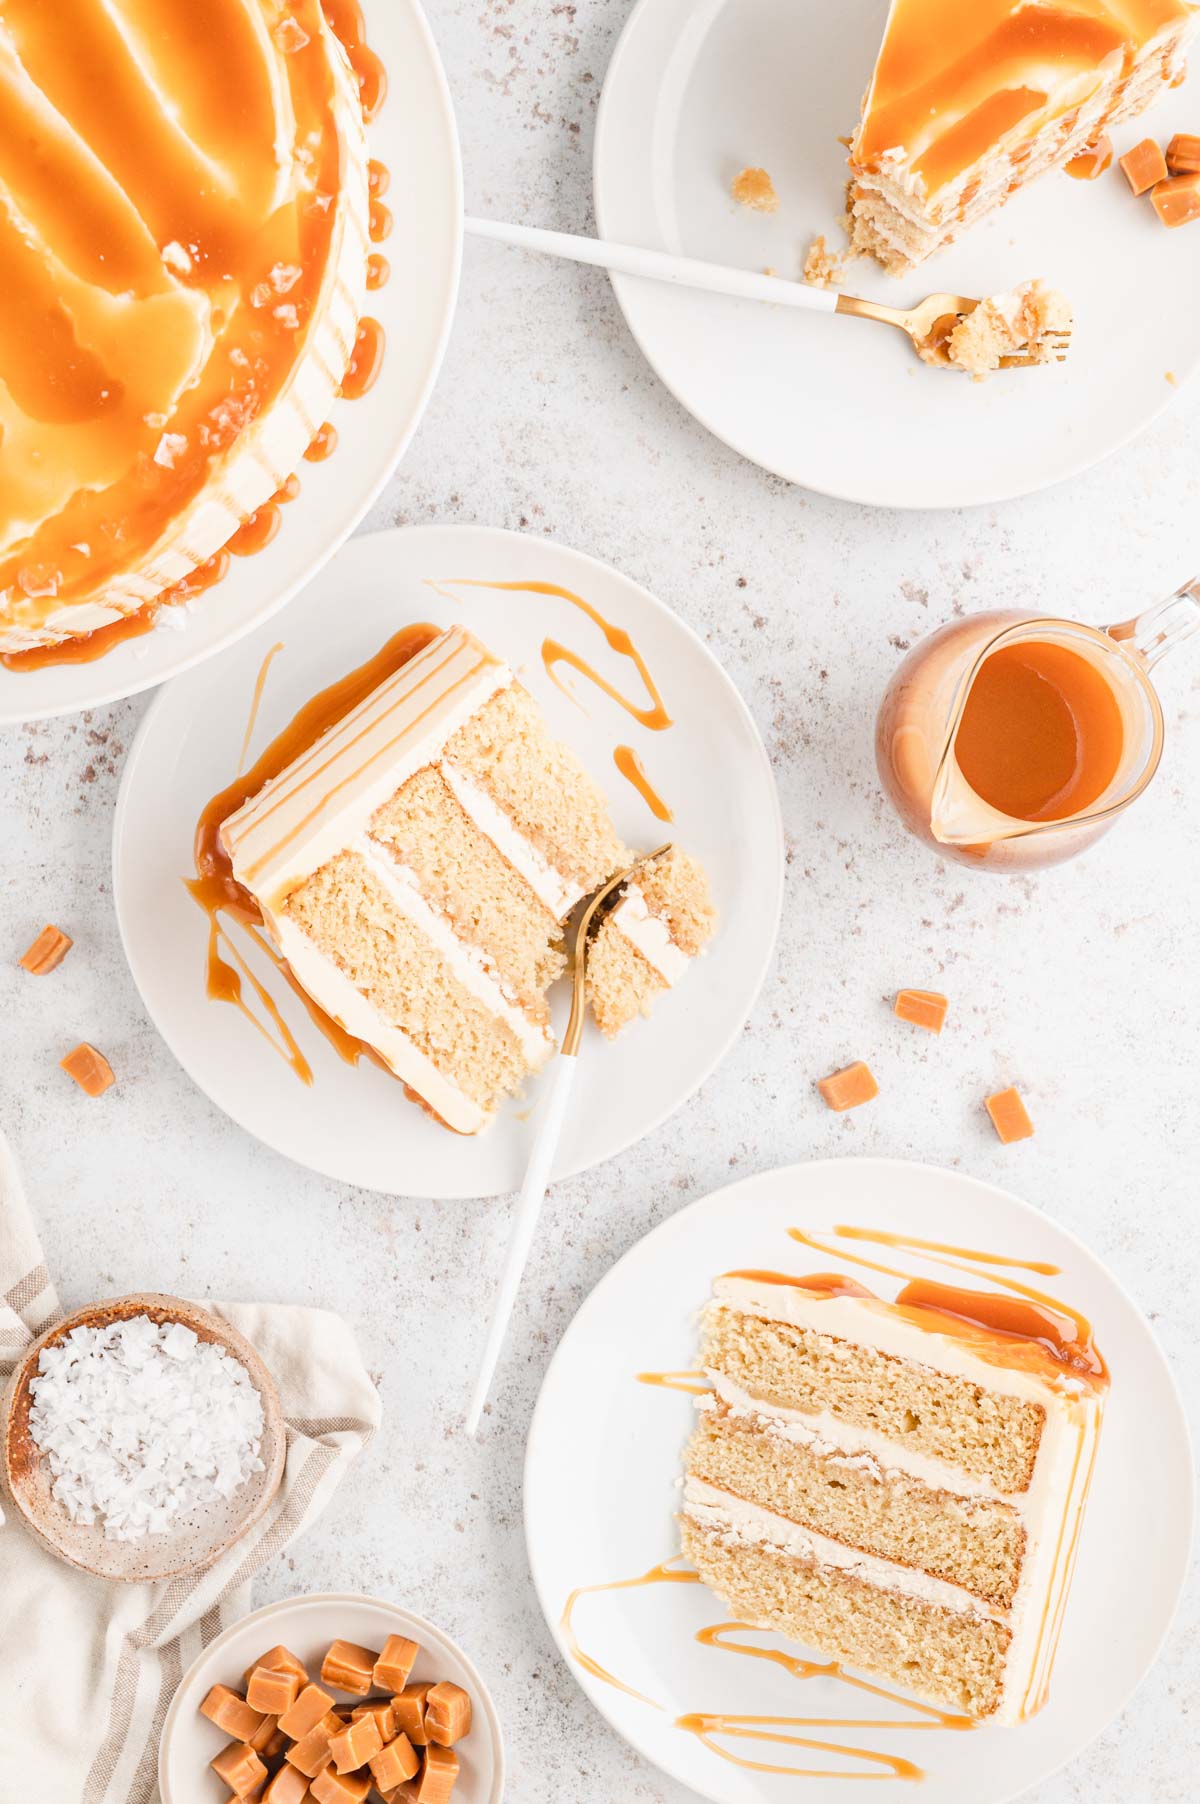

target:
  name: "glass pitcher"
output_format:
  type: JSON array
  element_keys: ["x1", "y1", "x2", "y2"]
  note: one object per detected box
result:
[{"x1": 875, "y1": 578, "x2": 1200, "y2": 871}]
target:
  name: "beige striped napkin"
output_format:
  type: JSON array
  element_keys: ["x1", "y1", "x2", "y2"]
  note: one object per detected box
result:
[{"x1": 0, "y1": 1129, "x2": 381, "y2": 1802}]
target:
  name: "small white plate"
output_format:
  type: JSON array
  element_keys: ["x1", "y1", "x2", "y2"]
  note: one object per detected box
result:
[
  {"x1": 112, "y1": 524, "x2": 783, "y2": 1198},
  {"x1": 594, "y1": 0, "x2": 1200, "y2": 508},
  {"x1": 0, "y1": 0, "x2": 461, "y2": 724},
  {"x1": 159, "y1": 1591, "x2": 503, "y2": 1804},
  {"x1": 524, "y1": 1157, "x2": 1194, "y2": 1804}
]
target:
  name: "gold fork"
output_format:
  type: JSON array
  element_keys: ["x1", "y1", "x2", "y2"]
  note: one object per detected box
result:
[
  {"x1": 464, "y1": 218, "x2": 1072, "y2": 369},
  {"x1": 465, "y1": 843, "x2": 672, "y2": 1436},
  {"x1": 835, "y1": 291, "x2": 1072, "y2": 368}
]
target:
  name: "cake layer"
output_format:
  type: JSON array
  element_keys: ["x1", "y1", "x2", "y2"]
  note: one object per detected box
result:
[
  {"x1": 283, "y1": 850, "x2": 545, "y2": 1118},
  {"x1": 444, "y1": 683, "x2": 629, "y2": 894},
  {"x1": 681, "y1": 1510, "x2": 1010, "y2": 1719},
  {"x1": 370, "y1": 768, "x2": 565, "y2": 1014},
  {"x1": 689, "y1": 1404, "x2": 1025, "y2": 1607},
  {"x1": 0, "y1": 0, "x2": 371, "y2": 650},
  {"x1": 587, "y1": 847, "x2": 717, "y2": 1038},
  {"x1": 849, "y1": 1, "x2": 1198, "y2": 269},
  {"x1": 702, "y1": 1299, "x2": 1045, "y2": 1494}
]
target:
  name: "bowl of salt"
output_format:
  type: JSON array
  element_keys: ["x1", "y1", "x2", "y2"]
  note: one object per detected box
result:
[{"x1": 2, "y1": 1293, "x2": 285, "y2": 1582}]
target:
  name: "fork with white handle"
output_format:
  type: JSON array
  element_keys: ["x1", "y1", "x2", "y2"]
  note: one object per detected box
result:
[{"x1": 464, "y1": 216, "x2": 1071, "y2": 368}]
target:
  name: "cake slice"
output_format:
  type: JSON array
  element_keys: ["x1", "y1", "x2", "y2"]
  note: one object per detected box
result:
[
  {"x1": 681, "y1": 1269, "x2": 1107, "y2": 1722},
  {"x1": 586, "y1": 848, "x2": 716, "y2": 1038},
  {"x1": 848, "y1": 0, "x2": 1199, "y2": 271},
  {"x1": 220, "y1": 626, "x2": 629, "y2": 1133}
]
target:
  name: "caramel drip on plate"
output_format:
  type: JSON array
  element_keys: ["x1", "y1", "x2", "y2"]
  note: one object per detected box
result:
[
  {"x1": 636, "y1": 1370, "x2": 707, "y2": 1395},
  {"x1": 559, "y1": 1558, "x2": 700, "y2": 1709},
  {"x1": 429, "y1": 578, "x2": 673, "y2": 731},
  {"x1": 237, "y1": 641, "x2": 285, "y2": 776},
  {"x1": 228, "y1": 503, "x2": 283, "y2": 558},
  {"x1": 304, "y1": 423, "x2": 339, "y2": 463},
  {"x1": 829, "y1": 1225, "x2": 1061, "y2": 1276},
  {"x1": 366, "y1": 253, "x2": 390, "y2": 291},
  {"x1": 614, "y1": 745, "x2": 673, "y2": 821},
  {"x1": 784, "y1": 1228, "x2": 1106, "y2": 1384},
  {"x1": 186, "y1": 623, "x2": 438, "y2": 1079},
  {"x1": 340, "y1": 317, "x2": 385, "y2": 400}
]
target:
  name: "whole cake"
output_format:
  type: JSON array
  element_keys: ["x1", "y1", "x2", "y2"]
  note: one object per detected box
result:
[
  {"x1": 680, "y1": 1269, "x2": 1107, "y2": 1722},
  {"x1": 0, "y1": 0, "x2": 370, "y2": 654},
  {"x1": 220, "y1": 625, "x2": 717, "y2": 1133},
  {"x1": 848, "y1": 0, "x2": 1200, "y2": 270}
]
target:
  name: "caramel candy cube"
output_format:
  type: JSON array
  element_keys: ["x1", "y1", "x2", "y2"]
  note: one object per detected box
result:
[
  {"x1": 320, "y1": 1639, "x2": 379, "y2": 1696},
  {"x1": 211, "y1": 1742, "x2": 269, "y2": 1797},
  {"x1": 374, "y1": 1634, "x2": 419, "y2": 1693},
  {"x1": 985, "y1": 1086, "x2": 1035, "y2": 1144},
  {"x1": 60, "y1": 1042, "x2": 115, "y2": 1097},
  {"x1": 370, "y1": 1733, "x2": 420, "y2": 1789},
  {"x1": 817, "y1": 1060, "x2": 878, "y2": 1112},
  {"x1": 19, "y1": 923, "x2": 73, "y2": 974},
  {"x1": 412, "y1": 1744, "x2": 460, "y2": 1803},
  {"x1": 392, "y1": 1683, "x2": 433, "y2": 1746},
  {"x1": 248, "y1": 1666, "x2": 303, "y2": 1715},
  {"x1": 263, "y1": 1768, "x2": 311, "y2": 1804},
  {"x1": 351, "y1": 1699, "x2": 396, "y2": 1741},
  {"x1": 1166, "y1": 132, "x2": 1200, "y2": 175},
  {"x1": 245, "y1": 1644, "x2": 308, "y2": 1689},
  {"x1": 219, "y1": 1791, "x2": 265, "y2": 1804},
  {"x1": 201, "y1": 1685, "x2": 267, "y2": 1742},
  {"x1": 328, "y1": 1713, "x2": 382, "y2": 1774},
  {"x1": 310, "y1": 1770, "x2": 371, "y2": 1804},
  {"x1": 424, "y1": 1682, "x2": 471, "y2": 1747},
  {"x1": 1151, "y1": 171, "x2": 1200, "y2": 227},
  {"x1": 893, "y1": 988, "x2": 948, "y2": 1034},
  {"x1": 1119, "y1": 135, "x2": 1168, "y2": 194},
  {"x1": 285, "y1": 1714, "x2": 343, "y2": 1778},
  {"x1": 247, "y1": 1714, "x2": 286, "y2": 1758},
  {"x1": 278, "y1": 1682, "x2": 336, "y2": 1740}
]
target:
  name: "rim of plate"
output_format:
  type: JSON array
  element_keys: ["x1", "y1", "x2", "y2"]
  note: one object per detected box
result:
[
  {"x1": 158, "y1": 1590, "x2": 505, "y2": 1804},
  {"x1": 112, "y1": 523, "x2": 786, "y2": 1197},
  {"x1": 0, "y1": 0, "x2": 463, "y2": 723},
  {"x1": 593, "y1": 0, "x2": 1198, "y2": 511},
  {"x1": 523, "y1": 1154, "x2": 1197, "y2": 1804}
]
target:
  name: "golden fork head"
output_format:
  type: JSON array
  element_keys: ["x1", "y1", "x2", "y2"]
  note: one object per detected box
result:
[
  {"x1": 835, "y1": 290, "x2": 1072, "y2": 369},
  {"x1": 560, "y1": 843, "x2": 673, "y2": 1056}
]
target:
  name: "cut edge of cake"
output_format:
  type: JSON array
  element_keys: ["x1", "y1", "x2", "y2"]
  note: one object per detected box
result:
[
  {"x1": 680, "y1": 1271, "x2": 1107, "y2": 1724},
  {"x1": 587, "y1": 847, "x2": 717, "y2": 1039}
]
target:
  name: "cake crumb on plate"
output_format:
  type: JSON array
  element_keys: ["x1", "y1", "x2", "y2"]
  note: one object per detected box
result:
[{"x1": 731, "y1": 166, "x2": 778, "y2": 213}]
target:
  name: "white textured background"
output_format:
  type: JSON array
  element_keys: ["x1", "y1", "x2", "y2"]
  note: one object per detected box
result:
[{"x1": 2, "y1": 2, "x2": 1198, "y2": 1799}]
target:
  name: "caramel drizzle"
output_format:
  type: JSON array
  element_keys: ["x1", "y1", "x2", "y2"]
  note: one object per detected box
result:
[
  {"x1": 636, "y1": 1369, "x2": 707, "y2": 1395},
  {"x1": 614, "y1": 745, "x2": 673, "y2": 821},
  {"x1": 185, "y1": 623, "x2": 439, "y2": 1080},
  {"x1": 236, "y1": 641, "x2": 285, "y2": 775},
  {"x1": 560, "y1": 1558, "x2": 700, "y2": 1708}
]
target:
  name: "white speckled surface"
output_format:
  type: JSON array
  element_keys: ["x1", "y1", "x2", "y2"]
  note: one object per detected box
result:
[{"x1": 1, "y1": 3, "x2": 1198, "y2": 1799}]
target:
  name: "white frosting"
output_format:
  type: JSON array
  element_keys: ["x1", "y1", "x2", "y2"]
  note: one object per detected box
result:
[
  {"x1": 701, "y1": 1279, "x2": 1106, "y2": 1723},
  {"x1": 441, "y1": 761, "x2": 585, "y2": 920},
  {"x1": 683, "y1": 1479, "x2": 997, "y2": 1620},
  {"x1": 0, "y1": 9, "x2": 371, "y2": 652},
  {"x1": 610, "y1": 884, "x2": 689, "y2": 984}
]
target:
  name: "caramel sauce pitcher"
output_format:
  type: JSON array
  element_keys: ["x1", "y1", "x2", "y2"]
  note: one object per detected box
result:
[{"x1": 875, "y1": 578, "x2": 1200, "y2": 870}]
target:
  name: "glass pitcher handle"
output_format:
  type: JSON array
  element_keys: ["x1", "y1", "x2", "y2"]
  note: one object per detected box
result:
[{"x1": 1107, "y1": 576, "x2": 1200, "y2": 670}]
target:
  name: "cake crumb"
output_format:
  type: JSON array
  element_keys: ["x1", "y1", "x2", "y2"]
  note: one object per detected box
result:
[
  {"x1": 731, "y1": 166, "x2": 778, "y2": 213},
  {"x1": 923, "y1": 280, "x2": 1072, "y2": 377},
  {"x1": 803, "y1": 234, "x2": 849, "y2": 288},
  {"x1": 1166, "y1": 370, "x2": 1178, "y2": 385}
]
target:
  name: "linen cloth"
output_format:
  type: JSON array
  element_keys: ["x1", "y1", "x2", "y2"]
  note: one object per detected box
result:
[{"x1": 0, "y1": 1129, "x2": 381, "y2": 1801}]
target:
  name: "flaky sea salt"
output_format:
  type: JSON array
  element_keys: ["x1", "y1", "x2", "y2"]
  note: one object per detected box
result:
[{"x1": 28, "y1": 1315, "x2": 265, "y2": 1541}]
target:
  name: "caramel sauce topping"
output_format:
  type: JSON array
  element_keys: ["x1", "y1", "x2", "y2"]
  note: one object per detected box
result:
[{"x1": 856, "y1": 0, "x2": 1189, "y2": 193}]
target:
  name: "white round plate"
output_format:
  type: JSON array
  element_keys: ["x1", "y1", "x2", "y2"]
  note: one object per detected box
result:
[
  {"x1": 0, "y1": 0, "x2": 461, "y2": 724},
  {"x1": 595, "y1": 0, "x2": 1200, "y2": 508},
  {"x1": 113, "y1": 524, "x2": 783, "y2": 1198},
  {"x1": 159, "y1": 1591, "x2": 504, "y2": 1804},
  {"x1": 524, "y1": 1157, "x2": 1194, "y2": 1804}
]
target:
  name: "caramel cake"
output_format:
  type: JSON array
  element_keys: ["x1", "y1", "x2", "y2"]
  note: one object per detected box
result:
[
  {"x1": 0, "y1": 0, "x2": 371, "y2": 655},
  {"x1": 680, "y1": 1270, "x2": 1107, "y2": 1723},
  {"x1": 219, "y1": 626, "x2": 633, "y2": 1133},
  {"x1": 847, "y1": 0, "x2": 1200, "y2": 271},
  {"x1": 587, "y1": 848, "x2": 716, "y2": 1038}
]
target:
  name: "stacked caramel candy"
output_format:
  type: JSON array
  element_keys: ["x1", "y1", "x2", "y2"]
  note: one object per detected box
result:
[{"x1": 200, "y1": 1636, "x2": 472, "y2": 1803}]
